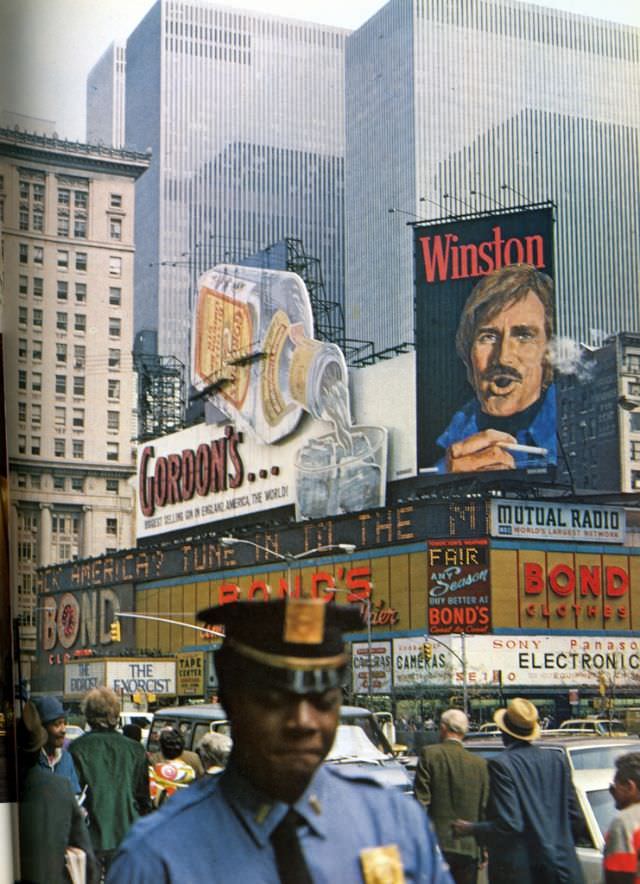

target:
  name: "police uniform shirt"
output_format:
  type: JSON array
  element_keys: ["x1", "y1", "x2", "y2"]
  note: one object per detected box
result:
[{"x1": 106, "y1": 761, "x2": 453, "y2": 884}]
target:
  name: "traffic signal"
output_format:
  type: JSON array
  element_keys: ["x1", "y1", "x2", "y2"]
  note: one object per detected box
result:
[
  {"x1": 423, "y1": 642, "x2": 433, "y2": 662},
  {"x1": 110, "y1": 620, "x2": 121, "y2": 642}
]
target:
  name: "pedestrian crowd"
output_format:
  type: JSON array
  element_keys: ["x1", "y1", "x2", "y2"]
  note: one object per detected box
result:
[{"x1": 15, "y1": 599, "x2": 639, "y2": 883}]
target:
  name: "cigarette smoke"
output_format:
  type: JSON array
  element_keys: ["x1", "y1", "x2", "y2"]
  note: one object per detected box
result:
[{"x1": 547, "y1": 336, "x2": 595, "y2": 382}]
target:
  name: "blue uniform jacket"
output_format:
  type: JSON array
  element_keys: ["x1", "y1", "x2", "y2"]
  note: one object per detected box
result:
[
  {"x1": 434, "y1": 384, "x2": 557, "y2": 472},
  {"x1": 106, "y1": 762, "x2": 454, "y2": 883},
  {"x1": 38, "y1": 746, "x2": 82, "y2": 795}
]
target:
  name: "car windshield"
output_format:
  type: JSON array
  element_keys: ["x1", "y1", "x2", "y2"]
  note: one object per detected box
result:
[
  {"x1": 569, "y1": 743, "x2": 640, "y2": 771},
  {"x1": 340, "y1": 713, "x2": 393, "y2": 755},
  {"x1": 586, "y1": 787, "x2": 616, "y2": 840},
  {"x1": 326, "y1": 725, "x2": 386, "y2": 762}
]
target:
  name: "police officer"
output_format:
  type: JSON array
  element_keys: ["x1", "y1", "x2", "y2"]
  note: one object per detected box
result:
[{"x1": 107, "y1": 597, "x2": 453, "y2": 883}]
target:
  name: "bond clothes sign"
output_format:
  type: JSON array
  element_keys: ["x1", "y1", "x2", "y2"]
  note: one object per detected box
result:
[
  {"x1": 427, "y1": 539, "x2": 491, "y2": 634},
  {"x1": 414, "y1": 206, "x2": 555, "y2": 476},
  {"x1": 352, "y1": 641, "x2": 392, "y2": 694},
  {"x1": 490, "y1": 499, "x2": 625, "y2": 543}
]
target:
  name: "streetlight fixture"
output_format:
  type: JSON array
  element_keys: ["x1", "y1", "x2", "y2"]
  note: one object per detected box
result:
[{"x1": 387, "y1": 207, "x2": 424, "y2": 222}]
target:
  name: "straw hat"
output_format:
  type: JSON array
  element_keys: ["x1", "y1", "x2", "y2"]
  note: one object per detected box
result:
[{"x1": 493, "y1": 697, "x2": 541, "y2": 742}]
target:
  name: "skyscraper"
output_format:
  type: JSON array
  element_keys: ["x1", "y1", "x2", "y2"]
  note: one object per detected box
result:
[
  {"x1": 345, "y1": 0, "x2": 640, "y2": 352},
  {"x1": 87, "y1": 42, "x2": 127, "y2": 149},
  {"x1": 88, "y1": 1, "x2": 348, "y2": 375}
]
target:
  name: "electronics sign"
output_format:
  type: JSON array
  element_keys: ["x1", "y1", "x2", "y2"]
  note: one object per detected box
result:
[{"x1": 415, "y1": 206, "x2": 555, "y2": 477}]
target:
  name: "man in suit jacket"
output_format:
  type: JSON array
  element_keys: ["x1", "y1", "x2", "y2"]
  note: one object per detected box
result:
[
  {"x1": 414, "y1": 708, "x2": 489, "y2": 884},
  {"x1": 452, "y1": 697, "x2": 584, "y2": 884}
]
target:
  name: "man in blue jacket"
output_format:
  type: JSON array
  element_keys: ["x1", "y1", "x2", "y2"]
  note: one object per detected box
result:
[
  {"x1": 33, "y1": 695, "x2": 82, "y2": 796},
  {"x1": 452, "y1": 697, "x2": 584, "y2": 883},
  {"x1": 108, "y1": 598, "x2": 454, "y2": 883}
]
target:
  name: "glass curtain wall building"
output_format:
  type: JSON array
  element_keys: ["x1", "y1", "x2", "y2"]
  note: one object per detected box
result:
[
  {"x1": 90, "y1": 0, "x2": 348, "y2": 373},
  {"x1": 345, "y1": 0, "x2": 640, "y2": 352}
]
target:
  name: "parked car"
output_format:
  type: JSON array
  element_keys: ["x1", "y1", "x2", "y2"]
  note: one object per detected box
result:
[
  {"x1": 119, "y1": 711, "x2": 153, "y2": 744},
  {"x1": 148, "y1": 703, "x2": 412, "y2": 793},
  {"x1": 465, "y1": 733, "x2": 640, "y2": 771},
  {"x1": 559, "y1": 718, "x2": 627, "y2": 736}
]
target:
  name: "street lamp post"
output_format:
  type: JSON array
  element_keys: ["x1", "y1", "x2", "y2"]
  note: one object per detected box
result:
[{"x1": 424, "y1": 632, "x2": 469, "y2": 718}]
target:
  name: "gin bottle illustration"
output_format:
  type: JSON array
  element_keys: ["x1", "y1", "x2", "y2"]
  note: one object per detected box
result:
[{"x1": 192, "y1": 264, "x2": 349, "y2": 444}]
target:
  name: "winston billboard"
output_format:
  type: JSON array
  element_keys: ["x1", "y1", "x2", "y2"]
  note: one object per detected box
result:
[{"x1": 415, "y1": 206, "x2": 555, "y2": 477}]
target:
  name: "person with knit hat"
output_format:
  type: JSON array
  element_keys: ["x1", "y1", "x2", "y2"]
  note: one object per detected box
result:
[
  {"x1": 107, "y1": 597, "x2": 453, "y2": 883},
  {"x1": 17, "y1": 701, "x2": 99, "y2": 884},
  {"x1": 452, "y1": 697, "x2": 584, "y2": 883}
]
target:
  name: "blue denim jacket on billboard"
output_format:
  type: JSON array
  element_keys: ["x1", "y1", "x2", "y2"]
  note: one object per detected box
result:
[{"x1": 434, "y1": 384, "x2": 557, "y2": 472}]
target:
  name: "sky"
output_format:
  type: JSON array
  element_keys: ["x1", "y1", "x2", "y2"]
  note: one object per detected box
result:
[{"x1": 0, "y1": 0, "x2": 638, "y2": 142}]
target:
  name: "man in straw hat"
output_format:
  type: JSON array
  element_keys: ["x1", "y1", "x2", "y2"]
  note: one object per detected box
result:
[
  {"x1": 108, "y1": 598, "x2": 454, "y2": 883},
  {"x1": 452, "y1": 697, "x2": 584, "y2": 883}
]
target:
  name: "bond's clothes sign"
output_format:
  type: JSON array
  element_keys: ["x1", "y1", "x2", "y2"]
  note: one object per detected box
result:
[
  {"x1": 351, "y1": 641, "x2": 392, "y2": 694},
  {"x1": 490, "y1": 499, "x2": 625, "y2": 543},
  {"x1": 427, "y1": 539, "x2": 491, "y2": 634}
]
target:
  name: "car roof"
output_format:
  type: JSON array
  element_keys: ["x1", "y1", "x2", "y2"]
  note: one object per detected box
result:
[
  {"x1": 465, "y1": 734, "x2": 640, "y2": 750},
  {"x1": 152, "y1": 704, "x2": 372, "y2": 720}
]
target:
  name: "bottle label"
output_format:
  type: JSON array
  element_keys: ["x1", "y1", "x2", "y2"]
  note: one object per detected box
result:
[
  {"x1": 262, "y1": 309, "x2": 295, "y2": 426},
  {"x1": 193, "y1": 286, "x2": 252, "y2": 409},
  {"x1": 290, "y1": 336, "x2": 323, "y2": 409}
]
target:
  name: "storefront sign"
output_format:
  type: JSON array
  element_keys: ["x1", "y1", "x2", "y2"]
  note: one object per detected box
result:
[
  {"x1": 490, "y1": 500, "x2": 625, "y2": 543},
  {"x1": 108, "y1": 660, "x2": 176, "y2": 696},
  {"x1": 351, "y1": 641, "x2": 392, "y2": 694},
  {"x1": 176, "y1": 652, "x2": 205, "y2": 696},
  {"x1": 427, "y1": 539, "x2": 491, "y2": 634},
  {"x1": 393, "y1": 636, "x2": 453, "y2": 688}
]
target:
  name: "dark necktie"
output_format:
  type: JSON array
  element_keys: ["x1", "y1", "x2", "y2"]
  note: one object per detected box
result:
[{"x1": 270, "y1": 807, "x2": 314, "y2": 884}]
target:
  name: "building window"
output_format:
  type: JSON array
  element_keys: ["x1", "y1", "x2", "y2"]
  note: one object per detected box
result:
[
  {"x1": 32, "y1": 209, "x2": 44, "y2": 232},
  {"x1": 31, "y1": 404, "x2": 41, "y2": 427},
  {"x1": 73, "y1": 345, "x2": 85, "y2": 368},
  {"x1": 33, "y1": 308, "x2": 43, "y2": 328},
  {"x1": 75, "y1": 252, "x2": 87, "y2": 272},
  {"x1": 57, "y1": 250, "x2": 69, "y2": 269},
  {"x1": 55, "y1": 375, "x2": 67, "y2": 395},
  {"x1": 53, "y1": 475, "x2": 65, "y2": 491},
  {"x1": 32, "y1": 339, "x2": 42, "y2": 361},
  {"x1": 106, "y1": 478, "x2": 119, "y2": 493},
  {"x1": 109, "y1": 218, "x2": 122, "y2": 240},
  {"x1": 18, "y1": 402, "x2": 26, "y2": 422},
  {"x1": 73, "y1": 376, "x2": 85, "y2": 396},
  {"x1": 33, "y1": 277, "x2": 43, "y2": 297},
  {"x1": 19, "y1": 244, "x2": 28, "y2": 264},
  {"x1": 631, "y1": 413, "x2": 640, "y2": 432},
  {"x1": 56, "y1": 312, "x2": 68, "y2": 332},
  {"x1": 75, "y1": 283, "x2": 86, "y2": 303},
  {"x1": 108, "y1": 318, "x2": 121, "y2": 337},
  {"x1": 18, "y1": 370, "x2": 27, "y2": 391},
  {"x1": 30, "y1": 474, "x2": 41, "y2": 489},
  {"x1": 108, "y1": 349, "x2": 120, "y2": 370},
  {"x1": 110, "y1": 193, "x2": 122, "y2": 208},
  {"x1": 32, "y1": 372, "x2": 42, "y2": 393},
  {"x1": 108, "y1": 379, "x2": 120, "y2": 400},
  {"x1": 57, "y1": 214, "x2": 70, "y2": 237},
  {"x1": 54, "y1": 406, "x2": 66, "y2": 427},
  {"x1": 74, "y1": 191, "x2": 88, "y2": 210},
  {"x1": 19, "y1": 208, "x2": 29, "y2": 231},
  {"x1": 31, "y1": 437, "x2": 41, "y2": 456},
  {"x1": 109, "y1": 256, "x2": 122, "y2": 276},
  {"x1": 74, "y1": 314, "x2": 86, "y2": 333},
  {"x1": 18, "y1": 338, "x2": 27, "y2": 359},
  {"x1": 54, "y1": 439, "x2": 66, "y2": 458},
  {"x1": 56, "y1": 343, "x2": 67, "y2": 364},
  {"x1": 109, "y1": 287, "x2": 121, "y2": 306},
  {"x1": 106, "y1": 442, "x2": 119, "y2": 461},
  {"x1": 71, "y1": 477, "x2": 84, "y2": 492},
  {"x1": 107, "y1": 410, "x2": 120, "y2": 431},
  {"x1": 106, "y1": 517, "x2": 118, "y2": 535},
  {"x1": 72, "y1": 440, "x2": 84, "y2": 459},
  {"x1": 18, "y1": 306, "x2": 27, "y2": 327},
  {"x1": 33, "y1": 184, "x2": 45, "y2": 203},
  {"x1": 72, "y1": 408, "x2": 84, "y2": 428},
  {"x1": 17, "y1": 473, "x2": 27, "y2": 488},
  {"x1": 34, "y1": 246, "x2": 43, "y2": 265},
  {"x1": 626, "y1": 355, "x2": 640, "y2": 373},
  {"x1": 18, "y1": 435, "x2": 26, "y2": 454},
  {"x1": 57, "y1": 280, "x2": 68, "y2": 300},
  {"x1": 58, "y1": 188, "x2": 70, "y2": 205},
  {"x1": 632, "y1": 441, "x2": 640, "y2": 461},
  {"x1": 73, "y1": 217, "x2": 87, "y2": 239},
  {"x1": 19, "y1": 275, "x2": 28, "y2": 295}
]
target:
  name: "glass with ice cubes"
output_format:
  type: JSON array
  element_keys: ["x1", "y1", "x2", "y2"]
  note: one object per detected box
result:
[{"x1": 294, "y1": 425, "x2": 387, "y2": 520}]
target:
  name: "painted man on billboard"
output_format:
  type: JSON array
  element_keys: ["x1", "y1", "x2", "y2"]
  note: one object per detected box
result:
[{"x1": 434, "y1": 263, "x2": 557, "y2": 473}]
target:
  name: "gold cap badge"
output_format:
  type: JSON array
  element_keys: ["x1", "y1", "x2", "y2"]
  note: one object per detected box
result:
[{"x1": 283, "y1": 598, "x2": 326, "y2": 645}]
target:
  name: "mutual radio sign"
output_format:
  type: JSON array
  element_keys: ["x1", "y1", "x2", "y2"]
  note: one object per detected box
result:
[{"x1": 490, "y1": 499, "x2": 625, "y2": 543}]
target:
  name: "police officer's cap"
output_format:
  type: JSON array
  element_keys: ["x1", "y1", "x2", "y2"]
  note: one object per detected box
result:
[{"x1": 198, "y1": 598, "x2": 363, "y2": 695}]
